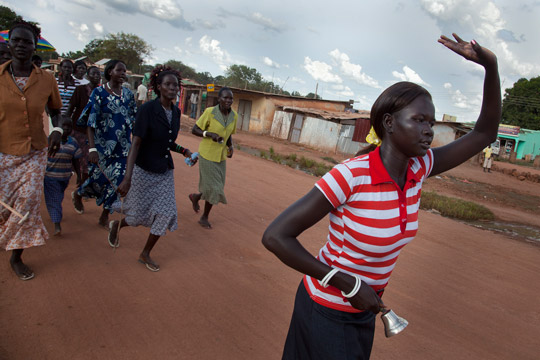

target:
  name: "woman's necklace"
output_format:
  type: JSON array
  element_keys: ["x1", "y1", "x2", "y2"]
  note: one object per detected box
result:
[
  {"x1": 10, "y1": 64, "x2": 30, "y2": 92},
  {"x1": 106, "y1": 82, "x2": 121, "y2": 97}
]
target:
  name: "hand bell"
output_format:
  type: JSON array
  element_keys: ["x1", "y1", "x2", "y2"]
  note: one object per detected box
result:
[{"x1": 381, "y1": 309, "x2": 408, "y2": 338}]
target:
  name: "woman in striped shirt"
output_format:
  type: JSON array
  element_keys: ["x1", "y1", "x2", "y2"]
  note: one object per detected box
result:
[
  {"x1": 262, "y1": 33, "x2": 501, "y2": 360},
  {"x1": 56, "y1": 59, "x2": 77, "y2": 115}
]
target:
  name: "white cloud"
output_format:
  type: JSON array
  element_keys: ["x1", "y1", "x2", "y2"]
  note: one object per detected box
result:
[
  {"x1": 199, "y1": 35, "x2": 232, "y2": 71},
  {"x1": 93, "y1": 22, "x2": 104, "y2": 33},
  {"x1": 73, "y1": 0, "x2": 94, "y2": 8},
  {"x1": 100, "y1": 0, "x2": 193, "y2": 29},
  {"x1": 329, "y1": 49, "x2": 380, "y2": 88},
  {"x1": 303, "y1": 57, "x2": 342, "y2": 83},
  {"x1": 420, "y1": 0, "x2": 540, "y2": 77},
  {"x1": 219, "y1": 8, "x2": 286, "y2": 33},
  {"x1": 290, "y1": 77, "x2": 306, "y2": 85},
  {"x1": 442, "y1": 82, "x2": 481, "y2": 110},
  {"x1": 194, "y1": 19, "x2": 225, "y2": 30},
  {"x1": 36, "y1": 0, "x2": 54, "y2": 8},
  {"x1": 263, "y1": 56, "x2": 280, "y2": 68},
  {"x1": 392, "y1": 65, "x2": 429, "y2": 86}
]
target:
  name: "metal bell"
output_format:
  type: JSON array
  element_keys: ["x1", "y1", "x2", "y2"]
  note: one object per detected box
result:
[{"x1": 381, "y1": 309, "x2": 408, "y2": 338}]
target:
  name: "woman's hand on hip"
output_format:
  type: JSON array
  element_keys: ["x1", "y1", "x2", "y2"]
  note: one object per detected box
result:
[{"x1": 348, "y1": 281, "x2": 386, "y2": 314}]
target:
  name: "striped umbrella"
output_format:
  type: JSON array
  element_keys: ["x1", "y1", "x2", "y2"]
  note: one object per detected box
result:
[{"x1": 0, "y1": 30, "x2": 56, "y2": 52}]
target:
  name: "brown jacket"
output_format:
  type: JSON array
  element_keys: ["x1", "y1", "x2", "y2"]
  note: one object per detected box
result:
[{"x1": 0, "y1": 60, "x2": 62, "y2": 156}]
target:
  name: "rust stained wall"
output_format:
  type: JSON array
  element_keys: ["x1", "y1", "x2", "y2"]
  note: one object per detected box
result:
[{"x1": 432, "y1": 123, "x2": 457, "y2": 148}]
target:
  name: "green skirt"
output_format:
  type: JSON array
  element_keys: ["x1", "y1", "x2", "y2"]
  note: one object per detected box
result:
[{"x1": 198, "y1": 156, "x2": 227, "y2": 205}]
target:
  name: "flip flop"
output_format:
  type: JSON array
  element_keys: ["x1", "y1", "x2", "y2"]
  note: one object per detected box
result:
[
  {"x1": 12, "y1": 263, "x2": 35, "y2": 281},
  {"x1": 71, "y1": 191, "x2": 84, "y2": 214},
  {"x1": 138, "y1": 259, "x2": 160, "y2": 272},
  {"x1": 198, "y1": 218, "x2": 212, "y2": 229},
  {"x1": 188, "y1": 193, "x2": 200, "y2": 213},
  {"x1": 108, "y1": 220, "x2": 120, "y2": 248}
]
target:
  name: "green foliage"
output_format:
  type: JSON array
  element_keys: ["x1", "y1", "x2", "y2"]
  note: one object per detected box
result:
[
  {"x1": 285, "y1": 159, "x2": 297, "y2": 168},
  {"x1": 222, "y1": 64, "x2": 290, "y2": 94},
  {"x1": 420, "y1": 191, "x2": 495, "y2": 221},
  {"x1": 0, "y1": 5, "x2": 21, "y2": 29},
  {"x1": 270, "y1": 152, "x2": 282, "y2": 163},
  {"x1": 287, "y1": 153, "x2": 297, "y2": 161},
  {"x1": 321, "y1": 156, "x2": 338, "y2": 164},
  {"x1": 259, "y1": 150, "x2": 268, "y2": 159},
  {"x1": 314, "y1": 164, "x2": 331, "y2": 177},
  {"x1": 502, "y1": 76, "x2": 540, "y2": 130},
  {"x1": 82, "y1": 32, "x2": 154, "y2": 71},
  {"x1": 299, "y1": 156, "x2": 315, "y2": 168},
  {"x1": 306, "y1": 92, "x2": 322, "y2": 100},
  {"x1": 291, "y1": 91, "x2": 302, "y2": 97},
  {"x1": 61, "y1": 50, "x2": 86, "y2": 60},
  {"x1": 269, "y1": 147, "x2": 275, "y2": 155}
]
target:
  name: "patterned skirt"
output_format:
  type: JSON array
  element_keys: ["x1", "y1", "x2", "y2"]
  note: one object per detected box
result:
[
  {"x1": 71, "y1": 129, "x2": 89, "y2": 176},
  {"x1": 198, "y1": 156, "x2": 227, "y2": 205},
  {"x1": 78, "y1": 155, "x2": 126, "y2": 211},
  {"x1": 0, "y1": 149, "x2": 48, "y2": 250},
  {"x1": 113, "y1": 165, "x2": 177, "y2": 236}
]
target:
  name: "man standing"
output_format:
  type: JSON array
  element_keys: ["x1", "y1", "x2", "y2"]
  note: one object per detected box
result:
[
  {"x1": 483, "y1": 145, "x2": 493, "y2": 173},
  {"x1": 136, "y1": 81, "x2": 148, "y2": 107},
  {"x1": 190, "y1": 92, "x2": 198, "y2": 118}
]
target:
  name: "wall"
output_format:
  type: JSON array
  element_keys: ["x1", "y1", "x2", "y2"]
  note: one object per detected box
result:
[
  {"x1": 270, "y1": 110, "x2": 293, "y2": 139},
  {"x1": 336, "y1": 125, "x2": 362, "y2": 155},
  {"x1": 432, "y1": 123, "x2": 457, "y2": 147},
  {"x1": 298, "y1": 116, "x2": 340, "y2": 153},
  {"x1": 516, "y1": 131, "x2": 540, "y2": 160}
]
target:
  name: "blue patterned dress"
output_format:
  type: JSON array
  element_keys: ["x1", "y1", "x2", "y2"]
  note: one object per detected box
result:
[{"x1": 77, "y1": 86, "x2": 136, "y2": 210}]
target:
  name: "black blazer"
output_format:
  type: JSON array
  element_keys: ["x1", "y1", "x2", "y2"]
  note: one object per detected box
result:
[{"x1": 133, "y1": 98, "x2": 181, "y2": 173}]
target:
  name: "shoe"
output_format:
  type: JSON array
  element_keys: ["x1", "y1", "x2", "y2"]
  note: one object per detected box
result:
[
  {"x1": 71, "y1": 191, "x2": 84, "y2": 214},
  {"x1": 108, "y1": 220, "x2": 120, "y2": 248},
  {"x1": 138, "y1": 258, "x2": 160, "y2": 272},
  {"x1": 54, "y1": 223, "x2": 61, "y2": 236}
]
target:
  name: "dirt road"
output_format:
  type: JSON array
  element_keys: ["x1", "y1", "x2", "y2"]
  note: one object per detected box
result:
[{"x1": 2, "y1": 128, "x2": 539, "y2": 359}]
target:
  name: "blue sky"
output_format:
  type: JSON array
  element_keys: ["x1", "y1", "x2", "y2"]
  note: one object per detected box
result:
[{"x1": 4, "y1": 0, "x2": 540, "y2": 122}]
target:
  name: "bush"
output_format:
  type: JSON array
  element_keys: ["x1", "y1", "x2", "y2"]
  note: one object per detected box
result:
[
  {"x1": 420, "y1": 191, "x2": 495, "y2": 221},
  {"x1": 314, "y1": 164, "x2": 331, "y2": 177},
  {"x1": 270, "y1": 153, "x2": 282, "y2": 163},
  {"x1": 269, "y1": 147, "x2": 275, "y2": 155},
  {"x1": 287, "y1": 153, "x2": 297, "y2": 161},
  {"x1": 259, "y1": 150, "x2": 268, "y2": 159},
  {"x1": 299, "y1": 156, "x2": 315, "y2": 168},
  {"x1": 321, "y1": 156, "x2": 338, "y2": 164}
]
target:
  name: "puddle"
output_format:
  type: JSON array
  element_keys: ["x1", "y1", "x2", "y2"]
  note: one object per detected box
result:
[{"x1": 466, "y1": 220, "x2": 540, "y2": 245}]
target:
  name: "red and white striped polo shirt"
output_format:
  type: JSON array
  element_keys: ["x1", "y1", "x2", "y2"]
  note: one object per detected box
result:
[{"x1": 304, "y1": 147, "x2": 434, "y2": 312}]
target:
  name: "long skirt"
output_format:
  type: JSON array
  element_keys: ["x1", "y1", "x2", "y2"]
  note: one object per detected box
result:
[
  {"x1": 198, "y1": 156, "x2": 227, "y2": 205},
  {"x1": 113, "y1": 165, "x2": 177, "y2": 236},
  {"x1": 0, "y1": 149, "x2": 48, "y2": 250},
  {"x1": 78, "y1": 155, "x2": 126, "y2": 211},
  {"x1": 282, "y1": 282, "x2": 376, "y2": 360},
  {"x1": 71, "y1": 130, "x2": 89, "y2": 177}
]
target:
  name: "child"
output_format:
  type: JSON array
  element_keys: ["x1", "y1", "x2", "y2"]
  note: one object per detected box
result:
[{"x1": 44, "y1": 117, "x2": 82, "y2": 235}]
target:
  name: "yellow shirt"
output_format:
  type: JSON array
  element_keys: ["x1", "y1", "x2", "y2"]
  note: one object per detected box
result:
[
  {"x1": 483, "y1": 147, "x2": 493, "y2": 159},
  {"x1": 0, "y1": 61, "x2": 62, "y2": 155},
  {"x1": 196, "y1": 106, "x2": 237, "y2": 162}
]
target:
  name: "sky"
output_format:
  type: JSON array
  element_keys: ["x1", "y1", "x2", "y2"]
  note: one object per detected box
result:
[{"x1": 3, "y1": 0, "x2": 540, "y2": 123}]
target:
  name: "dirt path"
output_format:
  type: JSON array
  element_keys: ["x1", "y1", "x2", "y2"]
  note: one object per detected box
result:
[{"x1": 2, "y1": 128, "x2": 540, "y2": 359}]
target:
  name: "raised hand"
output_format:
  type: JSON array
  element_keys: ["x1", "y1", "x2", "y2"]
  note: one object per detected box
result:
[{"x1": 438, "y1": 33, "x2": 497, "y2": 68}]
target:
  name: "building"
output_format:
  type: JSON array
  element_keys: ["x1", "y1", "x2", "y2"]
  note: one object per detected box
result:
[{"x1": 497, "y1": 124, "x2": 540, "y2": 160}]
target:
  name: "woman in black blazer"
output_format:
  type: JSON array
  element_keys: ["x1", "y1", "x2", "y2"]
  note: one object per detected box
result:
[{"x1": 110, "y1": 66, "x2": 195, "y2": 272}]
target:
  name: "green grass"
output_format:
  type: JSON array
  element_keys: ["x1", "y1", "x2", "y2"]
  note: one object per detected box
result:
[
  {"x1": 259, "y1": 150, "x2": 268, "y2": 159},
  {"x1": 321, "y1": 156, "x2": 339, "y2": 164},
  {"x1": 313, "y1": 163, "x2": 332, "y2": 177},
  {"x1": 287, "y1": 153, "x2": 297, "y2": 161},
  {"x1": 299, "y1": 156, "x2": 315, "y2": 168},
  {"x1": 420, "y1": 191, "x2": 495, "y2": 221}
]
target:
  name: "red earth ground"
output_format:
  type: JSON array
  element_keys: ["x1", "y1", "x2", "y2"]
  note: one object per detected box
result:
[{"x1": 2, "y1": 117, "x2": 539, "y2": 359}]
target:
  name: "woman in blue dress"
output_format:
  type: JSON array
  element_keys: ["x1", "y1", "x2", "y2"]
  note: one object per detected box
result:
[{"x1": 72, "y1": 60, "x2": 136, "y2": 227}]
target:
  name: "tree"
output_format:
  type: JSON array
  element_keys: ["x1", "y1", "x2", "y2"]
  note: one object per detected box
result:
[
  {"x1": 502, "y1": 76, "x2": 540, "y2": 130},
  {"x1": 195, "y1": 71, "x2": 214, "y2": 85},
  {"x1": 0, "y1": 5, "x2": 23, "y2": 29},
  {"x1": 306, "y1": 92, "x2": 322, "y2": 100},
  {"x1": 163, "y1": 59, "x2": 197, "y2": 79},
  {"x1": 291, "y1": 91, "x2": 302, "y2": 97},
  {"x1": 82, "y1": 32, "x2": 153, "y2": 72}
]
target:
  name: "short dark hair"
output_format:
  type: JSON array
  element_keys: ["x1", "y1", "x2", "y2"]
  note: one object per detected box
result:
[
  {"x1": 32, "y1": 54, "x2": 42, "y2": 62},
  {"x1": 74, "y1": 60, "x2": 87, "y2": 69},
  {"x1": 87, "y1": 65, "x2": 99, "y2": 75},
  {"x1": 9, "y1": 20, "x2": 41, "y2": 46},
  {"x1": 149, "y1": 65, "x2": 181, "y2": 98},
  {"x1": 218, "y1": 86, "x2": 233, "y2": 97},
  {"x1": 104, "y1": 60, "x2": 125, "y2": 81},
  {"x1": 60, "y1": 59, "x2": 74, "y2": 68}
]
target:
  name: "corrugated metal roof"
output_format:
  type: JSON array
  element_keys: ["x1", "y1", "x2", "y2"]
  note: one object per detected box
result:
[
  {"x1": 279, "y1": 106, "x2": 370, "y2": 120},
  {"x1": 95, "y1": 58, "x2": 111, "y2": 65}
]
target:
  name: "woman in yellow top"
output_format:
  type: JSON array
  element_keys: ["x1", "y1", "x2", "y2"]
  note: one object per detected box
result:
[{"x1": 189, "y1": 87, "x2": 237, "y2": 229}]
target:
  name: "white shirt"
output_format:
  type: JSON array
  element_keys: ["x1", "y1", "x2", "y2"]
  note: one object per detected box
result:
[
  {"x1": 190, "y1": 93, "x2": 198, "y2": 104},
  {"x1": 137, "y1": 84, "x2": 148, "y2": 101}
]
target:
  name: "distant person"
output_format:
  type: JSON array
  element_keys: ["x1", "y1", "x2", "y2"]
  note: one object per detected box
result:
[
  {"x1": 110, "y1": 65, "x2": 196, "y2": 272},
  {"x1": 0, "y1": 20, "x2": 63, "y2": 281},
  {"x1": 190, "y1": 92, "x2": 198, "y2": 118},
  {"x1": 0, "y1": 42, "x2": 11, "y2": 64},
  {"x1": 73, "y1": 60, "x2": 89, "y2": 85},
  {"x1": 189, "y1": 87, "x2": 237, "y2": 229},
  {"x1": 262, "y1": 34, "x2": 501, "y2": 359},
  {"x1": 44, "y1": 117, "x2": 82, "y2": 235},
  {"x1": 66, "y1": 65, "x2": 102, "y2": 185},
  {"x1": 483, "y1": 145, "x2": 493, "y2": 172},
  {"x1": 56, "y1": 59, "x2": 77, "y2": 114},
  {"x1": 31, "y1": 54, "x2": 42, "y2": 68},
  {"x1": 136, "y1": 81, "x2": 147, "y2": 107},
  {"x1": 71, "y1": 60, "x2": 136, "y2": 228}
]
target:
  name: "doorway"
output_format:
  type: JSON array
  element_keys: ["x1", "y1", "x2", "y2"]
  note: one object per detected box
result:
[{"x1": 237, "y1": 100, "x2": 252, "y2": 131}]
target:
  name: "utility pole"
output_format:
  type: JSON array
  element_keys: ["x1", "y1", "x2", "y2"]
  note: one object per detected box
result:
[{"x1": 315, "y1": 82, "x2": 318, "y2": 98}]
